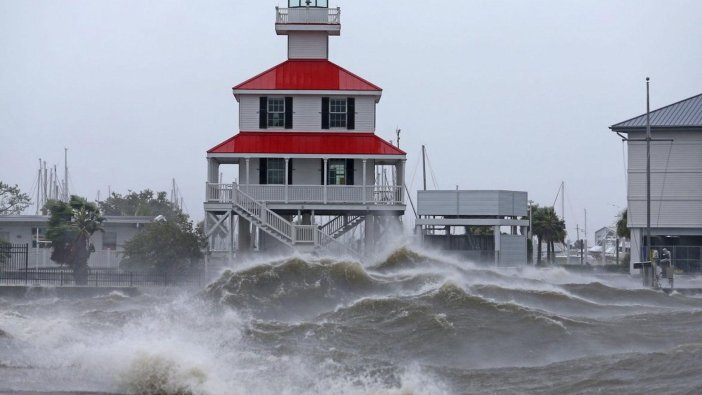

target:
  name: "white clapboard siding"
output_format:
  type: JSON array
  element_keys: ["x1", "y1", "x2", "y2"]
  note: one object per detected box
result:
[
  {"x1": 354, "y1": 96, "x2": 376, "y2": 131},
  {"x1": 627, "y1": 132, "x2": 702, "y2": 228},
  {"x1": 628, "y1": 200, "x2": 702, "y2": 228},
  {"x1": 288, "y1": 32, "x2": 328, "y2": 59},
  {"x1": 293, "y1": 96, "x2": 323, "y2": 130},
  {"x1": 239, "y1": 96, "x2": 260, "y2": 131},
  {"x1": 239, "y1": 95, "x2": 377, "y2": 132}
]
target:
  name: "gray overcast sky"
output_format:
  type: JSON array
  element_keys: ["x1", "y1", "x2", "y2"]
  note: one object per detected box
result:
[{"x1": 1, "y1": 0, "x2": 701, "y2": 242}]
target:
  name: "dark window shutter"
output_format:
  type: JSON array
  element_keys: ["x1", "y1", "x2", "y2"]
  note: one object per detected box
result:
[
  {"x1": 321, "y1": 97, "x2": 330, "y2": 130},
  {"x1": 259, "y1": 97, "x2": 268, "y2": 129},
  {"x1": 259, "y1": 159, "x2": 268, "y2": 185},
  {"x1": 346, "y1": 159, "x2": 355, "y2": 185},
  {"x1": 347, "y1": 98, "x2": 355, "y2": 130},
  {"x1": 321, "y1": 159, "x2": 325, "y2": 185},
  {"x1": 284, "y1": 97, "x2": 293, "y2": 129},
  {"x1": 287, "y1": 159, "x2": 293, "y2": 185}
]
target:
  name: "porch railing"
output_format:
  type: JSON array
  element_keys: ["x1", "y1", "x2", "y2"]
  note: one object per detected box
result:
[
  {"x1": 206, "y1": 183, "x2": 404, "y2": 206},
  {"x1": 276, "y1": 7, "x2": 340, "y2": 25}
]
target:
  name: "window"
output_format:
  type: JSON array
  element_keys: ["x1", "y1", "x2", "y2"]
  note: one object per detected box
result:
[
  {"x1": 289, "y1": 0, "x2": 327, "y2": 7},
  {"x1": 322, "y1": 97, "x2": 354, "y2": 130},
  {"x1": 329, "y1": 98, "x2": 347, "y2": 128},
  {"x1": 268, "y1": 98, "x2": 285, "y2": 128},
  {"x1": 103, "y1": 232, "x2": 117, "y2": 250},
  {"x1": 267, "y1": 159, "x2": 285, "y2": 185},
  {"x1": 327, "y1": 159, "x2": 347, "y2": 185},
  {"x1": 30, "y1": 227, "x2": 50, "y2": 248}
]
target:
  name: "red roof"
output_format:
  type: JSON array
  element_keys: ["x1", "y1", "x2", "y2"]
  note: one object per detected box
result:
[
  {"x1": 233, "y1": 60, "x2": 382, "y2": 91},
  {"x1": 208, "y1": 132, "x2": 405, "y2": 155}
]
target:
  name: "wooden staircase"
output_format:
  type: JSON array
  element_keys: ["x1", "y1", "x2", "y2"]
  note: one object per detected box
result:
[{"x1": 230, "y1": 186, "x2": 361, "y2": 257}]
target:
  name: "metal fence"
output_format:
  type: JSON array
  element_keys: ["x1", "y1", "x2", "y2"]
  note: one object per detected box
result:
[
  {"x1": 654, "y1": 245, "x2": 702, "y2": 273},
  {"x1": 1, "y1": 243, "x2": 204, "y2": 288},
  {"x1": 0, "y1": 243, "x2": 29, "y2": 283}
]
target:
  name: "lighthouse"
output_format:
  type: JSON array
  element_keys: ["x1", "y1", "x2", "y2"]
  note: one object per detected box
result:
[{"x1": 204, "y1": 1, "x2": 406, "y2": 260}]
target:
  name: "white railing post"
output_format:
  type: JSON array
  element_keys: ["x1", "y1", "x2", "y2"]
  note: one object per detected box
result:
[
  {"x1": 284, "y1": 158, "x2": 289, "y2": 204},
  {"x1": 362, "y1": 160, "x2": 367, "y2": 204},
  {"x1": 323, "y1": 159, "x2": 328, "y2": 204}
]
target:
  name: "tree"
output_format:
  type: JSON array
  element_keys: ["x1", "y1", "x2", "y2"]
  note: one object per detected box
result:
[
  {"x1": 121, "y1": 214, "x2": 205, "y2": 274},
  {"x1": 0, "y1": 239, "x2": 10, "y2": 265},
  {"x1": 0, "y1": 182, "x2": 31, "y2": 215},
  {"x1": 99, "y1": 190, "x2": 181, "y2": 220},
  {"x1": 45, "y1": 196, "x2": 104, "y2": 284},
  {"x1": 616, "y1": 209, "x2": 630, "y2": 239},
  {"x1": 531, "y1": 205, "x2": 566, "y2": 265}
]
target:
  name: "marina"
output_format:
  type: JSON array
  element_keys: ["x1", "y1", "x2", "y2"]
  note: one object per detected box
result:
[{"x1": 1, "y1": 1, "x2": 702, "y2": 394}]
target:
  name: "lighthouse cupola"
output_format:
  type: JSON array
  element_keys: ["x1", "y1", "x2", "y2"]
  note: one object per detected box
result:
[{"x1": 276, "y1": 0, "x2": 340, "y2": 59}]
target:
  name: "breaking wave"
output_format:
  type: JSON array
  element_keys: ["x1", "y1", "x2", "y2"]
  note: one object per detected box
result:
[{"x1": 4, "y1": 246, "x2": 702, "y2": 394}]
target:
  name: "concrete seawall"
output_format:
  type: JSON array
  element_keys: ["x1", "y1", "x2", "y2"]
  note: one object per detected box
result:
[{"x1": 0, "y1": 285, "x2": 140, "y2": 298}]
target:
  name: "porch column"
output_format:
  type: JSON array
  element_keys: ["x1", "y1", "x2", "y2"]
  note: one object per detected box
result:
[
  {"x1": 239, "y1": 217, "x2": 251, "y2": 254},
  {"x1": 206, "y1": 158, "x2": 219, "y2": 201},
  {"x1": 630, "y1": 228, "x2": 642, "y2": 275},
  {"x1": 494, "y1": 225, "x2": 501, "y2": 266},
  {"x1": 207, "y1": 158, "x2": 219, "y2": 183},
  {"x1": 396, "y1": 160, "x2": 406, "y2": 204},
  {"x1": 323, "y1": 158, "x2": 328, "y2": 204},
  {"x1": 364, "y1": 214, "x2": 375, "y2": 256},
  {"x1": 284, "y1": 158, "x2": 289, "y2": 203},
  {"x1": 362, "y1": 159, "x2": 367, "y2": 204},
  {"x1": 245, "y1": 158, "x2": 250, "y2": 186}
]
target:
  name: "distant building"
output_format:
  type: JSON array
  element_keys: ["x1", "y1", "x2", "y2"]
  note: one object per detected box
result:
[
  {"x1": 591, "y1": 226, "x2": 628, "y2": 261},
  {"x1": 415, "y1": 190, "x2": 529, "y2": 265},
  {"x1": 610, "y1": 93, "x2": 702, "y2": 272},
  {"x1": 204, "y1": 1, "x2": 406, "y2": 260},
  {"x1": 0, "y1": 215, "x2": 152, "y2": 268}
]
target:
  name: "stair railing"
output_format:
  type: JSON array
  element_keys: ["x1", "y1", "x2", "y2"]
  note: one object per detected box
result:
[{"x1": 232, "y1": 185, "x2": 293, "y2": 242}]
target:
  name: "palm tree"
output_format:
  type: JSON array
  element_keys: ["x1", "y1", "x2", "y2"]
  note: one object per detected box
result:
[
  {"x1": 532, "y1": 206, "x2": 566, "y2": 264},
  {"x1": 45, "y1": 196, "x2": 104, "y2": 285}
]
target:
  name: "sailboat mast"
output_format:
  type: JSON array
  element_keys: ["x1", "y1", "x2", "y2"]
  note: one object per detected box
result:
[{"x1": 422, "y1": 145, "x2": 427, "y2": 191}]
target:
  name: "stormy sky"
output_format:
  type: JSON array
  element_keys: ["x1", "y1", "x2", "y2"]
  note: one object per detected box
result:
[{"x1": 1, "y1": 0, "x2": 701, "y2": 243}]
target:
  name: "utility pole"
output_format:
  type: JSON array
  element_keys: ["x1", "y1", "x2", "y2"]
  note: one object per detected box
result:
[
  {"x1": 615, "y1": 78, "x2": 673, "y2": 286},
  {"x1": 645, "y1": 77, "x2": 652, "y2": 267}
]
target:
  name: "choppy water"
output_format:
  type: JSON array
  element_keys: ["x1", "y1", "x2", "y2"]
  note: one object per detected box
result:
[{"x1": 2, "y1": 247, "x2": 702, "y2": 394}]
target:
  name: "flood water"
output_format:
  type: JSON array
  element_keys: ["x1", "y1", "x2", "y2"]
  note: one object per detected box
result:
[{"x1": 2, "y1": 247, "x2": 702, "y2": 394}]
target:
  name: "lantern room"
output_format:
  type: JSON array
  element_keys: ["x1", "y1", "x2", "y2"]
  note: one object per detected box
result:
[{"x1": 276, "y1": 0, "x2": 340, "y2": 37}]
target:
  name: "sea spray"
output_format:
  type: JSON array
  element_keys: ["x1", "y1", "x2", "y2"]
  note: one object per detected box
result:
[
  {"x1": 3, "y1": 246, "x2": 702, "y2": 394},
  {"x1": 120, "y1": 352, "x2": 208, "y2": 395}
]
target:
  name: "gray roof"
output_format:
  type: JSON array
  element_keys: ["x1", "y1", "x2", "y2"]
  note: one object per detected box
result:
[{"x1": 610, "y1": 93, "x2": 702, "y2": 131}]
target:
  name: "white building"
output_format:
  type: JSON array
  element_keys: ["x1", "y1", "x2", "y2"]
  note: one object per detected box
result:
[
  {"x1": 610, "y1": 93, "x2": 702, "y2": 272},
  {"x1": 204, "y1": 1, "x2": 406, "y2": 260},
  {"x1": 0, "y1": 215, "x2": 152, "y2": 268},
  {"x1": 415, "y1": 190, "x2": 529, "y2": 266}
]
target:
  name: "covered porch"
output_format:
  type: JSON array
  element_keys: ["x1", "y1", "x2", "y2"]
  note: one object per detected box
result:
[{"x1": 205, "y1": 132, "x2": 407, "y2": 208}]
